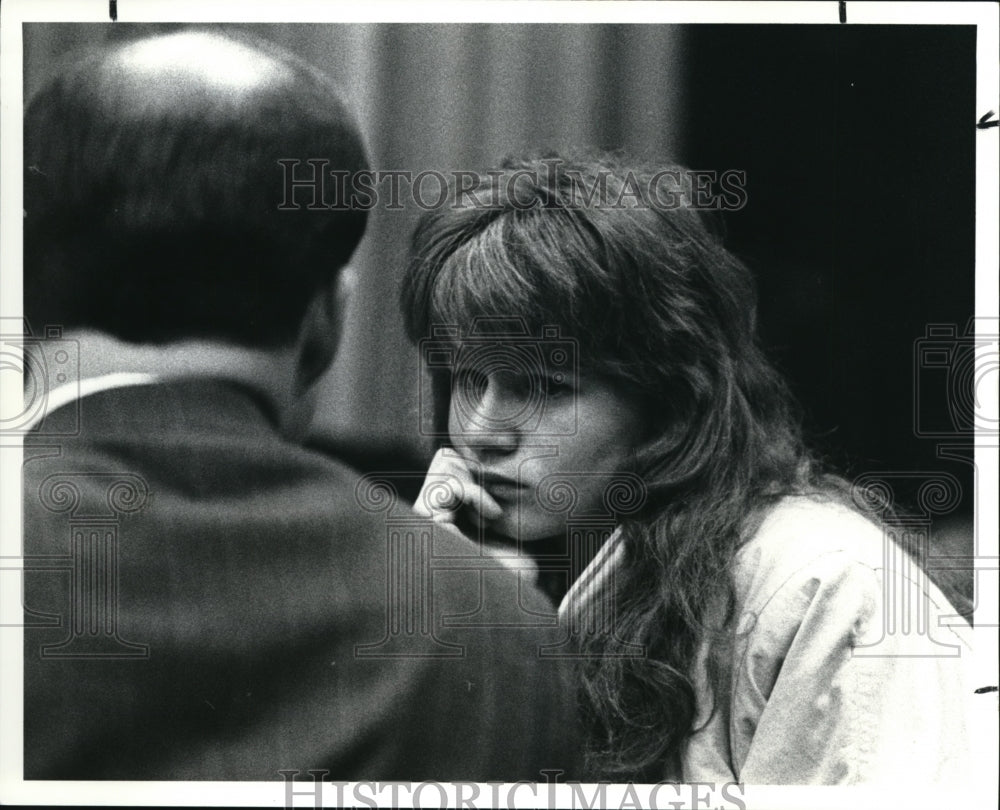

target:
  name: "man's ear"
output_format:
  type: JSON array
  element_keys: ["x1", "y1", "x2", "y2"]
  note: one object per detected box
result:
[{"x1": 293, "y1": 267, "x2": 353, "y2": 394}]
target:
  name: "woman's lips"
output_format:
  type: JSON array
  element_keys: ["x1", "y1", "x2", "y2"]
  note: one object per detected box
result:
[
  {"x1": 485, "y1": 483, "x2": 524, "y2": 502},
  {"x1": 479, "y1": 472, "x2": 528, "y2": 502}
]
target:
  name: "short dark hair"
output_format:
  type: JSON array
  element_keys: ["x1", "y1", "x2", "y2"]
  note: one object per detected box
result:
[{"x1": 24, "y1": 30, "x2": 369, "y2": 346}]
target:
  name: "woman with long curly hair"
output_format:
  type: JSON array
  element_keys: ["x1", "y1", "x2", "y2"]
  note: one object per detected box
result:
[{"x1": 401, "y1": 154, "x2": 975, "y2": 784}]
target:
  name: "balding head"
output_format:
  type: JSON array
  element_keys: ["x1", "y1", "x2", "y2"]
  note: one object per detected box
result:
[
  {"x1": 111, "y1": 30, "x2": 293, "y2": 98},
  {"x1": 25, "y1": 29, "x2": 369, "y2": 346},
  {"x1": 100, "y1": 31, "x2": 307, "y2": 127}
]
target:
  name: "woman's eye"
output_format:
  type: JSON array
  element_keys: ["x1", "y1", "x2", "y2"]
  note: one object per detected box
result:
[
  {"x1": 507, "y1": 374, "x2": 533, "y2": 397},
  {"x1": 454, "y1": 367, "x2": 488, "y2": 398},
  {"x1": 452, "y1": 369, "x2": 571, "y2": 401}
]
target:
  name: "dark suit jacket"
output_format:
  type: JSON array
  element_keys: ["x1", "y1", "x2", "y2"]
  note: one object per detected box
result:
[{"x1": 23, "y1": 378, "x2": 581, "y2": 780}]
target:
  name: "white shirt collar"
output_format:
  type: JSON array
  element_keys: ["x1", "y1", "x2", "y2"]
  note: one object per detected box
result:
[
  {"x1": 558, "y1": 526, "x2": 625, "y2": 621},
  {"x1": 24, "y1": 372, "x2": 159, "y2": 432}
]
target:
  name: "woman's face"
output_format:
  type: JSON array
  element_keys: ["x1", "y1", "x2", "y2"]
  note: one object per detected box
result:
[{"x1": 447, "y1": 355, "x2": 647, "y2": 541}]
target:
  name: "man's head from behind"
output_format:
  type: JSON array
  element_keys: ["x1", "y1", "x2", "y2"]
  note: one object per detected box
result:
[{"x1": 24, "y1": 29, "x2": 369, "y2": 350}]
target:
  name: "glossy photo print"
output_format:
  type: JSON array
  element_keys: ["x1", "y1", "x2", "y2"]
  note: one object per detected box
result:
[{"x1": 1, "y1": 2, "x2": 997, "y2": 809}]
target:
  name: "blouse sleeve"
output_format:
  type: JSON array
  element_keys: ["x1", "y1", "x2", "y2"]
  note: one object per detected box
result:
[{"x1": 730, "y1": 549, "x2": 975, "y2": 784}]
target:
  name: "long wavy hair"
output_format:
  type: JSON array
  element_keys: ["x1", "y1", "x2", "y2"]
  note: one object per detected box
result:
[{"x1": 400, "y1": 154, "x2": 867, "y2": 777}]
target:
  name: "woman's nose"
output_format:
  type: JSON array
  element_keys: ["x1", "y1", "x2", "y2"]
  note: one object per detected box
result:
[{"x1": 457, "y1": 374, "x2": 523, "y2": 454}]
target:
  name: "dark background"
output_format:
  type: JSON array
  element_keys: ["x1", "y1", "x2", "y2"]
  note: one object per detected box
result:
[
  {"x1": 685, "y1": 25, "x2": 976, "y2": 512},
  {"x1": 23, "y1": 23, "x2": 979, "y2": 594}
]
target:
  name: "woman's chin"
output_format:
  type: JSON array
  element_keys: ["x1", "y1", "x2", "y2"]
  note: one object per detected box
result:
[{"x1": 485, "y1": 513, "x2": 564, "y2": 544}]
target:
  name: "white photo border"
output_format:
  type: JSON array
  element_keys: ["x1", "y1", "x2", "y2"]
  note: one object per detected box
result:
[{"x1": 1, "y1": 1, "x2": 996, "y2": 808}]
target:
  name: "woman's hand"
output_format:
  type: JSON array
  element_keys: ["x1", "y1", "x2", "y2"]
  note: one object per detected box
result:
[{"x1": 414, "y1": 447, "x2": 502, "y2": 532}]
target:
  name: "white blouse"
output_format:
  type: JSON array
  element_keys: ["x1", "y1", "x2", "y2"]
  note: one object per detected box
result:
[{"x1": 561, "y1": 497, "x2": 985, "y2": 784}]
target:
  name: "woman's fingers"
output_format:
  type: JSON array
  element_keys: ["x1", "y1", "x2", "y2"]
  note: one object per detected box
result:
[
  {"x1": 414, "y1": 448, "x2": 469, "y2": 518},
  {"x1": 415, "y1": 448, "x2": 503, "y2": 524},
  {"x1": 466, "y1": 484, "x2": 502, "y2": 520}
]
